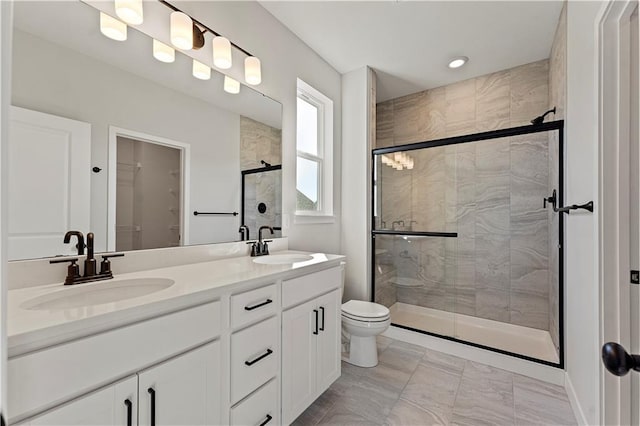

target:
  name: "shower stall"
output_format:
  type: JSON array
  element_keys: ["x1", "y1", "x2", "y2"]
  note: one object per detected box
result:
[{"x1": 371, "y1": 121, "x2": 563, "y2": 366}]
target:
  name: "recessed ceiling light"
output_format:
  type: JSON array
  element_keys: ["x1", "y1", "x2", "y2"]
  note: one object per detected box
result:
[{"x1": 448, "y1": 56, "x2": 468, "y2": 69}]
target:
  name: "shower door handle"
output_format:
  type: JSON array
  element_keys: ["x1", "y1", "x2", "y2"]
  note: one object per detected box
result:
[{"x1": 602, "y1": 342, "x2": 640, "y2": 376}]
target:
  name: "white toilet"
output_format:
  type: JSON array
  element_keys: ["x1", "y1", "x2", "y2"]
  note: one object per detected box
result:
[{"x1": 340, "y1": 263, "x2": 391, "y2": 368}]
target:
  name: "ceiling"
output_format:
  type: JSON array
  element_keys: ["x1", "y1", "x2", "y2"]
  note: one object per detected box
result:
[{"x1": 260, "y1": 1, "x2": 564, "y2": 102}]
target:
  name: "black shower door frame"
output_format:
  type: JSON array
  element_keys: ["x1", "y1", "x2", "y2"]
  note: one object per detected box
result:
[
  {"x1": 370, "y1": 120, "x2": 565, "y2": 368},
  {"x1": 240, "y1": 164, "x2": 282, "y2": 228}
]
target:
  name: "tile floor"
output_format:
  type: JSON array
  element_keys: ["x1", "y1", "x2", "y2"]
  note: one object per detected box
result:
[{"x1": 293, "y1": 336, "x2": 576, "y2": 426}]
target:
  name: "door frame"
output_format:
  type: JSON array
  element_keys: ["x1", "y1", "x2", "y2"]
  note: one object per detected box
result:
[
  {"x1": 107, "y1": 126, "x2": 191, "y2": 251},
  {"x1": 0, "y1": 1, "x2": 11, "y2": 423},
  {"x1": 599, "y1": 0, "x2": 638, "y2": 424}
]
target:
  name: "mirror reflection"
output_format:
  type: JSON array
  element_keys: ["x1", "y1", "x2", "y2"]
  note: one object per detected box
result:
[{"x1": 9, "y1": 1, "x2": 282, "y2": 261}]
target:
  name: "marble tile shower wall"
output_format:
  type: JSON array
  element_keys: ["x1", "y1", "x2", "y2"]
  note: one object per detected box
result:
[
  {"x1": 240, "y1": 116, "x2": 282, "y2": 237},
  {"x1": 375, "y1": 59, "x2": 557, "y2": 331},
  {"x1": 548, "y1": 4, "x2": 567, "y2": 352}
]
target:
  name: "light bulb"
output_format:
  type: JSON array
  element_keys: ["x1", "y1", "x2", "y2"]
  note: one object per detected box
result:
[
  {"x1": 100, "y1": 12, "x2": 127, "y2": 41},
  {"x1": 224, "y1": 76, "x2": 240, "y2": 94},
  {"x1": 212, "y1": 37, "x2": 232, "y2": 69},
  {"x1": 192, "y1": 60, "x2": 211, "y2": 80},
  {"x1": 448, "y1": 56, "x2": 468, "y2": 69},
  {"x1": 170, "y1": 12, "x2": 193, "y2": 50},
  {"x1": 245, "y1": 56, "x2": 261, "y2": 85},
  {"x1": 153, "y1": 39, "x2": 175, "y2": 63},
  {"x1": 115, "y1": 0, "x2": 143, "y2": 25}
]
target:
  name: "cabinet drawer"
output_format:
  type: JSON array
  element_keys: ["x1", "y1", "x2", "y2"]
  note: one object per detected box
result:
[
  {"x1": 230, "y1": 379, "x2": 278, "y2": 426},
  {"x1": 282, "y1": 267, "x2": 341, "y2": 309},
  {"x1": 230, "y1": 284, "x2": 277, "y2": 329},
  {"x1": 8, "y1": 301, "x2": 221, "y2": 423},
  {"x1": 230, "y1": 317, "x2": 278, "y2": 404}
]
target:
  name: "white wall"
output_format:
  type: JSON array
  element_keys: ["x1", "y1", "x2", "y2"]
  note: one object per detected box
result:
[
  {"x1": 178, "y1": 2, "x2": 343, "y2": 255},
  {"x1": 12, "y1": 30, "x2": 241, "y2": 251},
  {"x1": 341, "y1": 67, "x2": 373, "y2": 302},
  {"x1": 564, "y1": 1, "x2": 606, "y2": 424}
]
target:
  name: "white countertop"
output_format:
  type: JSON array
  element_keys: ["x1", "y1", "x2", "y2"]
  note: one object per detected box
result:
[{"x1": 8, "y1": 250, "x2": 344, "y2": 356}]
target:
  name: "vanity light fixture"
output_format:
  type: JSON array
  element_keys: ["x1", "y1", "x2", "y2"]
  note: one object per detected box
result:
[
  {"x1": 170, "y1": 11, "x2": 193, "y2": 50},
  {"x1": 115, "y1": 0, "x2": 143, "y2": 25},
  {"x1": 153, "y1": 39, "x2": 175, "y2": 63},
  {"x1": 448, "y1": 56, "x2": 468, "y2": 69},
  {"x1": 212, "y1": 36, "x2": 232, "y2": 69},
  {"x1": 192, "y1": 59, "x2": 211, "y2": 80},
  {"x1": 100, "y1": 12, "x2": 127, "y2": 41},
  {"x1": 158, "y1": 0, "x2": 262, "y2": 85},
  {"x1": 381, "y1": 153, "x2": 413, "y2": 171},
  {"x1": 224, "y1": 76, "x2": 240, "y2": 94},
  {"x1": 244, "y1": 56, "x2": 262, "y2": 85}
]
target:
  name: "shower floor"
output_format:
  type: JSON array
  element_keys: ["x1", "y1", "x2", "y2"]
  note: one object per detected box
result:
[{"x1": 389, "y1": 302, "x2": 559, "y2": 364}]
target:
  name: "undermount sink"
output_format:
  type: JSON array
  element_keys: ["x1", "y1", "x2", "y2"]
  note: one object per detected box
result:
[
  {"x1": 21, "y1": 278, "x2": 175, "y2": 311},
  {"x1": 252, "y1": 254, "x2": 314, "y2": 265}
]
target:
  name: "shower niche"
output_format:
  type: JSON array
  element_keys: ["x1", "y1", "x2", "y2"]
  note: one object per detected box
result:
[{"x1": 372, "y1": 122, "x2": 564, "y2": 366}]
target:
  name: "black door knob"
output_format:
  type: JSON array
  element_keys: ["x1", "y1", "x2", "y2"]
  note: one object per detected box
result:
[{"x1": 602, "y1": 342, "x2": 640, "y2": 376}]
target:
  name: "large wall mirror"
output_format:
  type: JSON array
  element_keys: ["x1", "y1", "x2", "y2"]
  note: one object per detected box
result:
[{"x1": 9, "y1": 1, "x2": 282, "y2": 261}]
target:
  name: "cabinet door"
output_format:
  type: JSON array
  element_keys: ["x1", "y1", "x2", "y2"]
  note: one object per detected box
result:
[
  {"x1": 138, "y1": 341, "x2": 221, "y2": 426},
  {"x1": 281, "y1": 299, "x2": 317, "y2": 425},
  {"x1": 316, "y1": 289, "x2": 342, "y2": 393},
  {"x1": 22, "y1": 376, "x2": 137, "y2": 426}
]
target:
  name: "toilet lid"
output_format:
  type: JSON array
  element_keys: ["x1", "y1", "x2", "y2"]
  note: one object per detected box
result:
[{"x1": 342, "y1": 300, "x2": 390, "y2": 319}]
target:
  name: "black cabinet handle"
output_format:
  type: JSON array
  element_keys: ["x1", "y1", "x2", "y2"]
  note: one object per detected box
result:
[
  {"x1": 259, "y1": 414, "x2": 273, "y2": 426},
  {"x1": 313, "y1": 309, "x2": 319, "y2": 335},
  {"x1": 147, "y1": 388, "x2": 156, "y2": 426},
  {"x1": 245, "y1": 348, "x2": 273, "y2": 366},
  {"x1": 124, "y1": 399, "x2": 132, "y2": 426},
  {"x1": 319, "y1": 306, "x2": 325, "y2": 331},
  {"x1": 245, "y1": 298, "x2": 273, "y2": 311}
]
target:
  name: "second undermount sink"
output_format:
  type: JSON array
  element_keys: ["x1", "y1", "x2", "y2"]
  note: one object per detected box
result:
[
  {"x1": 252, "y1": 254, "x2": 314, "y2": 265},
  {"x1": 21, "y1": 278, "x2": 175, "y2": 311}
]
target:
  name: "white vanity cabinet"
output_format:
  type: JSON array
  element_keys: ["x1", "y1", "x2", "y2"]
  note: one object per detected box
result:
[
  {"x1": 18, "y1": 342, "x2": 221, "y2": 426},
  {"x1": 8, "y1": 257, "x2": 345, "y2": 426},
  {"x1": 16, "y1": 376, "x2": 137, "y2": 426},
  {"x1": 9, "y1": 301, "x2": 222, "y2": 425},
  {"x1": 281, "y1": 267, "x2": 342, "y2": 425},
  {"x1": 138, "y1": 341, "x2": 221, "y2": 426}
]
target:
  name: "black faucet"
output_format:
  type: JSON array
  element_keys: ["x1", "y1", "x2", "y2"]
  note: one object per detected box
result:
[
  {"x1": 51, "y1": 231, "x2": 124, "y2": 285},
  {"x1": 239, "y1": 225, "x2": 250, "y2": 241},
  {"x1": 84, "y1": 232, "x2": 97, "y2": 277},
  {"x1": 248, "y1": 226, "x2": 274, "y2": 257},
  {"x1": 63, "y1": 231, "x2": 85, "y2": 255}
]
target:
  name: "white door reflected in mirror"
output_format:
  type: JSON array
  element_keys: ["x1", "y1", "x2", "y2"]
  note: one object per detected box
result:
[{"x1": 8, "y1": 107, "x2": 91, "y2": 260}]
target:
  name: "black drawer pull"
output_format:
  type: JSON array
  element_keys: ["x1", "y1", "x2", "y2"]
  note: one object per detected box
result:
[
  {"x1": 124, "y1": 399, "x2": 132, "y2": 426},
  {"x1": 245, "y1": 348, "x2": 273, "y2": 366},
  {"x1": 147, "y1": 388, "x2": 156, "y2": 426},
  {"x1": 259, "y1": 414, "x2": 273, "y2": 426},
  {"x1": 245, "y1": 298, "x2": 273, "y2": 311},
  {"x1": 319, "y1": 306, "x2": 325, "y2": 331},
  {"x1": 313, "y1": 309, "x2": 319, "y2": 335}
]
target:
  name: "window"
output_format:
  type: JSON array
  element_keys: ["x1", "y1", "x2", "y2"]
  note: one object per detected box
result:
[{"x1": 296, "y1": 79, "x2": 333, "y2": 221}]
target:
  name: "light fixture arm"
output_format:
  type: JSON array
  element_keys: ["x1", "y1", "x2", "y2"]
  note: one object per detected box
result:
[{"x1": 158, "y1": 0, "x2": 254, "y2": 57}]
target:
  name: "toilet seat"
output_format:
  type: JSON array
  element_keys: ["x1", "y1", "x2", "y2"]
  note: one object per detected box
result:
[{"x1": 341, "y1": 300, "x2": 390, "y2": 322}]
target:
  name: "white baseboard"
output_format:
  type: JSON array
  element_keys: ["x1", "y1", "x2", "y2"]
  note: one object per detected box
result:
[{"x1": 565, "y1": 373, "x2": 588, "y2": 425}]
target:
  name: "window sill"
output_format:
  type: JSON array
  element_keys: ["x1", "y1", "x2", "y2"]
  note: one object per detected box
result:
[{"x1": 294, "y1": 213, "x2": 336, "y2": 225}]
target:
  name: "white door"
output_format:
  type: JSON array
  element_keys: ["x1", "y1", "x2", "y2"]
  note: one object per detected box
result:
[
  {"x1": 281, "y1": 299, "x2": 317, "y2": 425},
  {"x1": 138, "y1": 341, "x2": 221, "y2": 426},
  {"x1": 17, "y1": 376, "x2": 137, "y2": 426},
  {"x1": 8, "y1": 106, "x2": 90, "y2": 260},
  {"x1": 316, "y1": 289, "x2": 341, "y2": 394}
]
